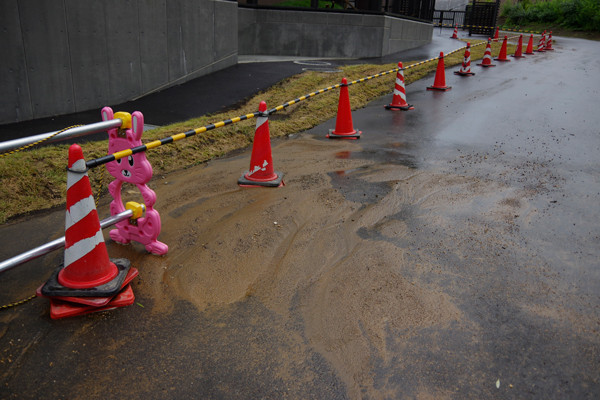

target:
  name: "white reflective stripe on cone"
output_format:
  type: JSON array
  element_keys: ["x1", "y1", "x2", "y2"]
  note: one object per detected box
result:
[
  {"x1": 65, "y1": 195, "x2": 96, "y2": 230},
  {"x1": 64, "y1": 229, "x2": 104, "y2": 267}
]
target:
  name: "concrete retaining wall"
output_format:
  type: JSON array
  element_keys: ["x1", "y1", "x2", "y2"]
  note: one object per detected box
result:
[
  {"x1": 1, "y1": 2, "x2": 432, "y2": 124},
  {"x1": 238, "y1": 8, "x2": 432, "y2": 58},
  {"x1": 0, "y1": 0, "x2": 238, "y2": 124}
]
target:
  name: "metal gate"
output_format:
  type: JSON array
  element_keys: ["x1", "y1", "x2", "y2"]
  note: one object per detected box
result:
[
  {"x1": 466, "y1": 0, "x2": 501, "y2": 37},
  {"x1": 433, "y1": 10, "x2": 466, "y2": 27}
]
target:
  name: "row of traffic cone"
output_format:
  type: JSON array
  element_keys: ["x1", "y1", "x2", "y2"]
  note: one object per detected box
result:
[
  {"x1": 40, "y1": 27, "x2": 555, "y2": 319},
  {"x1": 237, "y1": 29, "x2": 556, "y2": 187},
  {"x1": 455, "y1": 25, "x2": 554, "y2": 50},
  {"x1": 237, "y1": 77, "x2": 364, "y2": 187}
]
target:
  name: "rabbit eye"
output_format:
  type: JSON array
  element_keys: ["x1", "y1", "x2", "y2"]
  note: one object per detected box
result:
[
  {"x1": 116, "y1": 158, "x2": 121, "y2": 164},
  {"x1": 128, "y1": 156, "x2": 134, "y2": 167}
]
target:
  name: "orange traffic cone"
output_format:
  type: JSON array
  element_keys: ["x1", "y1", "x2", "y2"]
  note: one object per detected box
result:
[
  {"x1": 385, "y1": 62, "x2": 414, "y2": 110},
  {"x1": 478, "y1": 38, "x2": 496, "y2": 67},
  {"x1": 41, "y1": 144, "x2": 130, "y2": 299},
  {"x1": 493, "y1": 27, "x2": 499, "y2": 41},
  {"x1": 238, "y1": 101, "x2": 284, "y2": 187},
  {"x1": 537, "y1": 31, "x2": 546, "y2": 52},
  {"x1": 327, "y1": 78, "x2": 362, "y2": 139},
  {"x1": 38, "y1": 144, "x2": 136, "y2": 319},
  {"x1": 427, "y1": 52, "x2": 452, "y2": 91},
  {"x1": 455, "y1": 42, "x2": 475, "y2": 76},
  {"x1": 545, "y1": 31, "x2": 554, "y2": 51},
  {"x1": 512, "y1": 34, "x2": 525, "y2": 58},
  {"x1": 494, "y1": 36, "x2": 511, "y2": 62},
  {"x1": 525, "y1": 34, "x2": 535, "y2": 55},
  {"x1": 60, "y1": 144, "x2": 120, "y2": 288},
  {"x1": 450, "y1": 25, "x2": 459, "y2": 39}
]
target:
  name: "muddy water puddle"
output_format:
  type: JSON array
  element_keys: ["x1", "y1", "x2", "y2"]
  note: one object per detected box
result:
[{"x1": 144, "y1": 134, "x2": 471, "y2": 398}]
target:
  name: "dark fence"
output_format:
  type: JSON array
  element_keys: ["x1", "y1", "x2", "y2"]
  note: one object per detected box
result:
[
  {"x1": 433, "y1": 10, "x2": 467, "y2": 27},
  {"x1": 466, "y1": 0, "x2": 500, "y2": 36},
  {"x1": 434, "y1": 0, "x2": 500, "y2": 36},
  {"x1": 239, "y1": 0, "x2": 435, "y2": 22}
]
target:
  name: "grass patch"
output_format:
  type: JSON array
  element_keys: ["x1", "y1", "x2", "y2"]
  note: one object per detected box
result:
[{"x1": 0, "y1": 38, "x2": 509, "y2": 225}]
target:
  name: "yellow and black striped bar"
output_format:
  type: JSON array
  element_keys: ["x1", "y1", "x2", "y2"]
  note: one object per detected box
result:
[
  {"x1": 266, "y1": 84, "x2": 342, "y2": 114},
  {"x1": 86, "y1": 111, "x2": 261, "y2": 168}
]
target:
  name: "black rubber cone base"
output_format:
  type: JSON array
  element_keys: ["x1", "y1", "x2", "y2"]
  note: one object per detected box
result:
[
  {"x1": 41, "y1": 258, "x2": 131, "y2": 298},
  {"x1": 427, "y1": 86, "x2": 452, "y2": 91},
  {"x1": 454, "y1": 71, "x2": 475, "y2": 76},
  {"x1": 477, "y1": 63, "x2": 496, "y2": 67},
  {"x1": 511, "y1": 55, "x2": 526, "y2": 58},
  {"x1": 238, "y1": 172, "x2": 284, "y2": 187},
  {"x1": 327, "y1": 129, "x2": 362, "y2": 139},
  {"x1": 385, "y1": 104, "x2": 414, "y2": 110}
]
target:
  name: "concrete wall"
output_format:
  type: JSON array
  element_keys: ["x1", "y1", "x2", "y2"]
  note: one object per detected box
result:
[
  {"x1": 1, "y1": 2, "x2": 433, "y2": 124},
  {"x1": 0, "y1": 0, "x2": 238, "y2": 124},
  {"x1": 238, "y1": 8, "x2": 432, "y2": 58}
]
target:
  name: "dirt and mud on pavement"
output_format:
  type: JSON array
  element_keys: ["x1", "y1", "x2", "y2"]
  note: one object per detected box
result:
[{"x1": 1, "y1": 34, "x2": 599, "y2": 399}]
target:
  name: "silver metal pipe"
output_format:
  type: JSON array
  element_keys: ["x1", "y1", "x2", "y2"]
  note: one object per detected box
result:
[
  {"x1": 0, "y1": 119, "x2": 122, "y2": 153},
  {"x1": 0, "y1": 209, "x2": 133, "y2": 274}
]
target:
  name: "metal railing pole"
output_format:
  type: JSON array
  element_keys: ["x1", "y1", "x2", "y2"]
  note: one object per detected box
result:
[
  {"x1": 0, "y1": 119, "x2": 123, "y2": 153},
  {"x1": 0, "y1": 209, "x2": 133, "y2": 274}
]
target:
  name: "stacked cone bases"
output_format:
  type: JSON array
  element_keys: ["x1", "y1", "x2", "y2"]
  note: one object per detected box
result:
[
  {"x1": 494, "y1": 36, "x2": 511, "y2": 62},
  {"x1": 525, "y1": 34, "x2": 535, "y2": 54},
  {"x1": 512, "y1": 34, "x2": 525, "y2": 58},
  {"x1": 238, "y1": 101, "x2": 284, "y2": 187},
  {"x1": 385, "y1": 62, "x2": 414, "y2": 110},
  {"x1": 478, "y1": 38, "x2": 496, "y2": 67},
  {"x1": 455, "y1": 43, "x2": 475, "y2": 76},
  {"x1": 427, "y1": 52, "x2": 452, "y2": 91},
  {"x1": 546, "y1": 31, "x2": 554, "y2": 50},
  {"x1": 327, "y1": 78, "x2": 362, "y2": 139},
  {"x1": 450, "y1": 25, "x2": 459, "y2": 39},
  {"x1": 38, "y1": 144, "x2": 136, "y2": 319}
]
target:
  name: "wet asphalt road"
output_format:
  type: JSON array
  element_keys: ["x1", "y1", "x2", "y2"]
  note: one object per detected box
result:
[
  {"x1": 319, "y1": 35, "x2": 600, "y2": 397},
  {"x1": 1, "y1": 31, "x2": 599, "y2": 399}
]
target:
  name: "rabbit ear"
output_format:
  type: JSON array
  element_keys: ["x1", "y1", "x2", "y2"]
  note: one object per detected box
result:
[
  {"x1": 102, "y1": 107, "x2": 118, "y2": 139},
  {"x1": 130, "y1": 111, "x2": 144, "y2": 141},
  {"x1": 101, "y1": 106, "x2": 114, "y2": 122}
]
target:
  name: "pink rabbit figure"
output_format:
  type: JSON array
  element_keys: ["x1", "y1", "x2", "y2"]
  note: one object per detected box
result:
[{"x1": 102, "y1": 106, "x2": 168, "y2": 255}]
